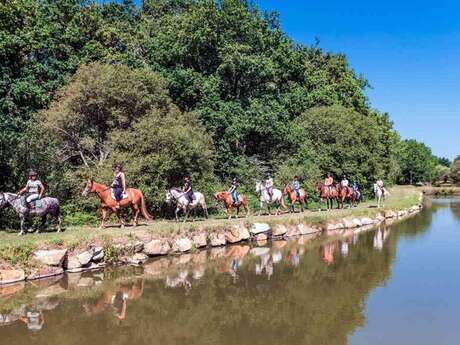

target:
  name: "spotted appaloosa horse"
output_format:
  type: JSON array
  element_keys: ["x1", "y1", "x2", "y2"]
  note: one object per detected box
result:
[
  {"x1": 282, "y1": 185, "x2": 307, "y2": 213},
  {"x1": 214, "y1": 191, "x2": 250, "y2": 219},
  {"x1": 315, "y1": 182, "x2": 338, "y2": 211},
  {"x1": 0, "y1": 192, "x2": 61, "y2": 235},
  {"x1": 81, "y1": 180, "x2": 151, "y2": 228}
]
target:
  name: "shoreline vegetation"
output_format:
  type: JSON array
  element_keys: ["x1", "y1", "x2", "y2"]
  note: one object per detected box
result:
[{"x1": 0, "y1": 186, "x2": 423, "y2": 286}]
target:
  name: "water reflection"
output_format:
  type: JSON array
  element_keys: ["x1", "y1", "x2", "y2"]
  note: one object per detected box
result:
[{"x1": 0, "y1": 205, "x2": 440, "y2": 345}]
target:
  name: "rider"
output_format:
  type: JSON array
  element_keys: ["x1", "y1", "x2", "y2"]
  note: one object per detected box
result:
[
  {"x1": 292, "y1": 175, "x2": 301, "y2": 200},
  {"x1": 112, "y1": 164, "x2": 126, "y2": 210},
  {"x1": 265, "y1": 174, "x2": 274, "y2": 202},
  {"x1": 18, "y1": 169, "x2": 44, "y2": 209},
  {"x1": 324, "y1": 172, "x2": 334, "y2": 194},
  {"x1": 228, "y1": 177, "x2": 239, "y2": 204},
  {"x1": 183, "y1": 176, "x2": 194, "y2": 205},
  {"x1": 352, "y1": 181, "x2": 361, "y2": 200},
  {"x1": 340, "y1": 175, "x2": 349, "y2": 188}
]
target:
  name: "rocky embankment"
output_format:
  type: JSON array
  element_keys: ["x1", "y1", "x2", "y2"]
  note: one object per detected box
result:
[{"x1": 0, "y1": 199, "x2": 423, "y2": 286}]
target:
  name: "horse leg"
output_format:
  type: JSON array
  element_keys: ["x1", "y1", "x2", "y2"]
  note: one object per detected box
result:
[
  {"x1": 175, "y1": 207, "x2": 180, "y2": 222},
  {"x1": 258, "y1": 202, "x2": 263, "y2": 216},
  {"x1": 19, "y1": 216, "x2": 26, "y2": 236},
  {"x1": 132, "y1": 204, "x2": 140, "y2": 226},
  {"x1": 245, "y1": 203, "x2": 250, "y2": 218},
  {"x1": 37, "y1": 215, "x2": 47, "y2": 234},
  {"x1": 183, "y1": 208, "x2": 189, "y2": 223},
  {"x1": 56, "y1": 215, "x2": 62, "y2": 233},
  {"x1": 100, "y1": 208, "x2": 108, "y2": 229}
]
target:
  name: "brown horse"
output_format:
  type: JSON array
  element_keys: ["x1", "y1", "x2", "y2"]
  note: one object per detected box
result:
[
  {"x1": 315, "y1": 182, "x2": 338, "y2": 211},
  {"x1": 82, "y1": 180, "x2": 151, "y2": 228},
  {"x1": 214, "y1": 192, "x2": 250, "y2": 219},
  {"x1": 336, "y1": 184, "x2": 353, "y2": 209},
  {"x1": 282, "y1": 185, "x2": 307, "y2": 213}
]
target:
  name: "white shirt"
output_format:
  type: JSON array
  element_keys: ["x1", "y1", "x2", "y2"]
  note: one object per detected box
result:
[{"x1": 341, "y1": 179, "x2": 349, "y2": 187}]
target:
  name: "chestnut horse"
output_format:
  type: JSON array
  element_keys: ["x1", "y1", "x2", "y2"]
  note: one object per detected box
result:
[
  {"x1": 214, "y1": 192, "x2": 250, "y2": 219},
  {"x1": 82, "y1": 180, "x2": 151, "y2": 228},
  {"x1": 315, "y1": 182, "x2": 338, "y2": 211},
  {"x1": 336, "y1": 184, "x2": 353, "y2": 209},
  {"x1": 282, "y1": 185, "x2": 307, "y2": 213}
]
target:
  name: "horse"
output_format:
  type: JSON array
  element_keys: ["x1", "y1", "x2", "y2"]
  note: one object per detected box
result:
[
  {"x1": 81, "y1": 180, "x2": 151, "y2": 228},
  {"x1": 336, "y1": 184, "x2": 353, "y2": 209},
  {"x1": 255, "y1": 181, "x2": 286, "y2": 216},
  {"x1": 0, "y1": 192, "x2": 61, "y2": 236},
  {"x1": 373, "y1": 184, "x2": 389, "y2": 208},
  {"x1": 315, "y1": 182, "x2": 338, "y2": 211},
  {"x1": 214, "y1": 192, "x2": 250, "y2": 219},
  {"x1": 165, "y1": 188, "x2": 209, "y2": 222},
  {"x1": 282, "y1": 185, "x2": 307, "y2": 213}
]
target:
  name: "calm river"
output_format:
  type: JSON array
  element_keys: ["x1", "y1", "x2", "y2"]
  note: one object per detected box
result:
[{"x1": 1, "y1": 198, "x2": 459, "y2": 345}]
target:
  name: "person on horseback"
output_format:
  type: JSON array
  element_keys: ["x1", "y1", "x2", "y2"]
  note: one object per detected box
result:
[
  {"x1": 324, "y1": 172, "x2": 334, "y2": 194},
  {"x1": 18, "y1": 169, "x2": 44, "y2": 209},
  {"x1": 265, "y1": 174, "x2": 274, "y2": 202},
  {"x1": 112, "y1": 164, "x2": 126, "y2": 210},
  {"x1": 228, "y1": 178, "x2": 240, "y2": 205},
  {"x1": 183, "y1": 176, "x2": 194, "y2": 205},
  {"x1": 292, "y1": 176, "x2": 301, "y2": 200},
  {"x1": 352, "y1": 182, "x2": 361, "y2": 201},
  {"x1": 340, "y1": 175, "x2": 349, "y2": 188}
]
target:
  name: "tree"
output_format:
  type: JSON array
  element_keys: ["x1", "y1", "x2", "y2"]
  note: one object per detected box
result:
[
  {"x1": 450, "y1": 156, "x2": 460, "y2": 184},
  {"x1": 396, "y1": 139, "x2": 437, "y2": 184}
]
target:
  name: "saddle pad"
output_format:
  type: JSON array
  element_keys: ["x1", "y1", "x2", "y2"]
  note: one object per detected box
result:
[
  {"x1": 111, "y1": 191, "x2": 129, "y2": 200},
  {"x1": 35, "y1": 199, "x2": 42, "y2": 208}
]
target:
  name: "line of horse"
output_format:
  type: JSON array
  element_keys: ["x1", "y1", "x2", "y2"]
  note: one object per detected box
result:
[{"x1": 0, "y1": 179, "x2": 387, "y2": 235}]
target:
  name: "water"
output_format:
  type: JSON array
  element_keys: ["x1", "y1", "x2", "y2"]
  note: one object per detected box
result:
[{"x1": 1, "y1": 199, "x2": 459, "y2": 345}]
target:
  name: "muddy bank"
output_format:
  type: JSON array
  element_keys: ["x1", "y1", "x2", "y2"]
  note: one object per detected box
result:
[{"x1": 0, "y1": 194, "x2": 423, "y2": 286}]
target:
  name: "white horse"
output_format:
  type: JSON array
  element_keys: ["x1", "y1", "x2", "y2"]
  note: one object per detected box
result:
[
  {"x1": 373, "y1": 184, "x2": 389, "y2": 208},
  {"x1": 166, "y1": 188, "x2": 209, "y2": 222},
  {"x1": 255, "y1": 182, "x2": 286, "y2": 216}
]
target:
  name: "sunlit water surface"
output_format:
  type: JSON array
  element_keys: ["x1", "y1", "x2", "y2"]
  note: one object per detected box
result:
[{"x1": 1, "y1": 199, "x2": 459, "y2": 345}]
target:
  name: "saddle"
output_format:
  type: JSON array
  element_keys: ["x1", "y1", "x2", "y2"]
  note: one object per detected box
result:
[
  {"x1": 21, "y1": 197, "x2": 42, "y2": 209},
  {"x1": 111, "y1": 191, "x2": 128, "y2": 201}
]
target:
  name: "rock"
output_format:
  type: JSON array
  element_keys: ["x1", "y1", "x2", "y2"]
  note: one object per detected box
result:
[
  {"x1": 27, "y1": 266, "x2": 64, "y2": 281},
  {"x1": 255, "y1": 233, "x2": 268, "y2": 241},
  {"x1": 225, "y1": 225, "x2": 250, "y2": 244},
  {"x1": 272, "y1": 224, "x2": 288, "y2": 237},
  {"x1": 173, "y1": 238, "x2": 192, "y2": 252},
  {"x1": 191, "y1": 232, "x2": 208, "y2": 248},
  {"x1": 375, "y1": 214, "x2": 385, "y2": 222},
  {"x1": 66, "y1": 255, "x2": 82, "y2": 270},
  {"x1": 360, "y1": 217, "x2": 375, "y2": 226},
  {"x1": 298, "y1": 224, "x2": 320, "y2": 235},
  {"x1": 0, "y1": 269, "x2": 25, "y2": 285},
  {"x1": 326, "y1": 222, "x2": 344, "y2": 231},
  {"x1": 76, "y1": 250, "x2": 93, "y2": 266},
  {"x1": 352, "y1": 218, "x2": 363, "y2": 227},
  {"x1": 285, "y1": 226, "x2": 300, "y2": 237},
  {"x1": 144, "y1": 239, "x2": 171, "y2": 256},
  {"x1": 250, "y1": 223, "x2": 271, "y2": 235},
  {"x1": 129, "y1": 253, "x2": 148, "y2": 265},
  {"x1": 134, "y1": 241, "x2": 144, "y2": 253},
  {"x1": 342, "y1": 218, "x2": 357, "y2": 228},
  {"x1": 384, "y1": 210, "x2": 397, "y2": 219},
  {"x1": 398, "y1": 210, "x2": 408, "y2": 218},
  {"x1": 92, "y1": 247, "x2": 104, "y2": 262},
  {"x1": 33, "y1": 249, "x2": 68, "y2": 266},
  {"x1": 209, "y1": 233, "x2": 226, "y2": 247}
]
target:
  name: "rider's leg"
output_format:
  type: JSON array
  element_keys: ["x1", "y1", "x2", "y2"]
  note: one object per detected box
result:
[
  {"x1": 25, "y1": 193, "x2": 39, "y2": 209},
  {"x1": 114, "y1": 188, "x2": 123, "y2": 209}
]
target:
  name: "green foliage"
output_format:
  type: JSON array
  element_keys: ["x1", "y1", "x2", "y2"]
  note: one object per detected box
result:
[
  {"x1": 396, "y1": 139, "x2": 438, "y2": 184},
  {"x1": 450, "y1": 156, "x2": 460, "y2": 184}
]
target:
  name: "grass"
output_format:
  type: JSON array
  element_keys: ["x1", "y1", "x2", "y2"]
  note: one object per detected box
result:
[{"x1": 0, "y1": 186, "x2": 422, "y2": 267}]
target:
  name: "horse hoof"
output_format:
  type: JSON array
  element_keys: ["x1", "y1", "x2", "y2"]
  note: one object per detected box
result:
[{"x1": 18, "y1": 232, "x2": 25, "y2": 236}]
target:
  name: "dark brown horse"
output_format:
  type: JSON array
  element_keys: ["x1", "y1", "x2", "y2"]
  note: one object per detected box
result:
[
  {"x1": 82, "y1": 180, "x2": 151, "y2": 228},
  {"x1": 315, "y1": 182, "x2": 338, "y2": 211},
  {"x1": 282, "y1": 185, "x2": 307, "y2": 213},
  {"x1": 214, "y1": 192, "x2": 250, "y2": 219},
  {"x1": 336, "y1": 184, "x2": 354, "y2": 209}
]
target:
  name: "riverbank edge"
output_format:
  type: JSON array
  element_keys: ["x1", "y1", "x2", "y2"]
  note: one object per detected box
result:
[
  {"x1": 422, "y1": 187, "x2": 460, "y2": 196},
  {"x1": 0, "y1": 190, "x2": 424, "y2": 286}
]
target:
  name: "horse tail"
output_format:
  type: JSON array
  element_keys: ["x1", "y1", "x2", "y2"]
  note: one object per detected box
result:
[
  {"x1": 140, "y1": 193, "x2": 152, "y2": 220},
  {"x1": 279, "y1": 193, "x2": 288, "y2": 210}
]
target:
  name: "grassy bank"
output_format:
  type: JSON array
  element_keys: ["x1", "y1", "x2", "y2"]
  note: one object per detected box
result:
[
  {"x1": 422, "y1": 186, "x2": 460, "y2": 196},
  {"x1": 0, "y1": 186, "x2": 422, "y2": 266}
]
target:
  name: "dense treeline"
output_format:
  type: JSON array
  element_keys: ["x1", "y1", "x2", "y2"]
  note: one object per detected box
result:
[{"x1": 0, "y1": 0, "x2": 446, "y2": 224}]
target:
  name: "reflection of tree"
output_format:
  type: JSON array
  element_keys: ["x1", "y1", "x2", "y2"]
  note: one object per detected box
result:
[
  {"x1": 450, "y1": 202, "x2": 460, "y2": 222},
  {"x1": 0, "y1": 207, "x2": 439, "y2": 345}
]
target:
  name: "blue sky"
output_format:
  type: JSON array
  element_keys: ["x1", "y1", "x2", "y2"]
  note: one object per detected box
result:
[{"x1": 256, "y1": 0, "x2": 460, "y2": 160}]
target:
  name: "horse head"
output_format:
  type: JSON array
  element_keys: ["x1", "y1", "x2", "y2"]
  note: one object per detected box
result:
[
  {"x1": 314, "y1": 181, "x2": 323, "y2": 192},
  {"x1": 165, "y1": 189, "x2": 176, "y2": 204},
  {"x1": 81, "y1": 179, "x2": 94, "y2": 197},
  {"x1": 255, "y1": 181, "x2": 263, "y2": 194},
  {"x1": 283, "y1": 185, "x2": 292, "y2": 195}
]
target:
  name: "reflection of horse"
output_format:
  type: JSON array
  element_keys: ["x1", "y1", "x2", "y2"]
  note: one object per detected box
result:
[
  {"x1": 214, "y1": 192, "x2": 250, "y2": 219},
  {"x1": 315, "y1": 182, "x2": 337, "y2": 211},
  {"x1": 166, "y1": 188, "x2": 209, "y2": 222},
  {"x1": 82, "y1": 180, "x2": 151, "y2": 228},
  {"x1": 0, "y1": 192, "x2": 61, "y2": 235},
  {"x1": 373, "y1": 184, "x2": 389, "y2": 208},
  {"x1": 255, "y1": 182, "x2": 286, "y2": 216},
  {"x1": 282, "y1": 185, "x2": 307, "y2": 213},
  {"x1": 337, "y1": 184, "x2": 353, "y2": 209}
]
